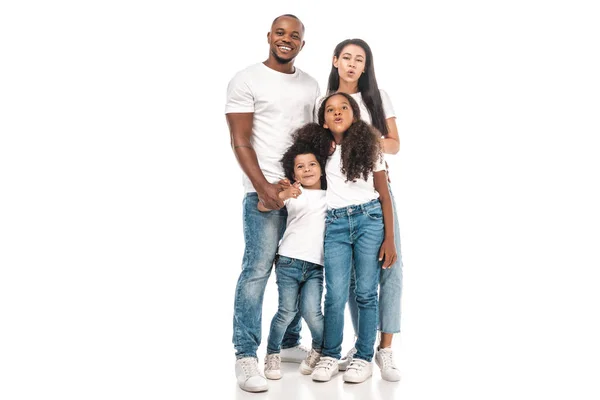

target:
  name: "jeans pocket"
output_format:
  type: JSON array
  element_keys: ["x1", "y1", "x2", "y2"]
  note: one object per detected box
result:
[
  {"x1": 276, "y1": 255, "x2": 294, "y2": 267},
  {"x1": 366, "y1": 208, "x2": 383, "y2": 221}
]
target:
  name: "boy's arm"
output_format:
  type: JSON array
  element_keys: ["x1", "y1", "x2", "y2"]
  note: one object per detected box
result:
[
  {"x1": 373, "y1": 170, "x2": 397, "y2": 269},
  {"x1": 257, "y1": 184, "x2": 301, "y2": 212}
]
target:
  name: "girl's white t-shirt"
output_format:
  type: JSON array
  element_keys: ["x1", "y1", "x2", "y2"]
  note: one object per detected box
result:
[
  {"x1": 325, "y1": 145, "x2": 385, "y2": 209},
  {"x1": 278, "y1": 187, "x2": 327, "y2": 266}
]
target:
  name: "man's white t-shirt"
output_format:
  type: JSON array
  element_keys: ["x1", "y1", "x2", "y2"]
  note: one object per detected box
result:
[
  {"x1": 225, "y1": 63, "x2": 320, "y2": 193},
  {"x1": 325, "y1": 145, "x2": 385, "y2": 209},
  {"x1": 278, "y1": 188, "x2": 327, "y2": 266}
]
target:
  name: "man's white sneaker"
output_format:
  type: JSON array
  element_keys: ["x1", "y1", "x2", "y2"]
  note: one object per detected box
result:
[
  {"x1": 299, "y1": 348, "x2": 321, "y2": 375},
  {"x1": 343, "y1": 358, "x2": 373, "y2": 383},
  {"x1": 338, "y1": 347, "x2": 357, "y2": 371},
  {"x1": 375, "y1": 347, "x2": 401, "y2": 382},
  {"x1": 235, "y1": 357, "x2": 268, "y2": 392},
  {"x1": 311, "y1": 356, "x2": 339, "y2": 382},
  {"x1": 280, "y1": 344, "x2": 310, "y2": 363}
]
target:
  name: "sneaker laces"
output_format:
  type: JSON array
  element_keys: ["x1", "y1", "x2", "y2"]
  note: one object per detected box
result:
[
  {"x1": 265, "y1": 354, "x2": 280, "y2": 370},
  {"x1": 347, "y1": 358, "x2": 369, "y2": 372},
  {"x1": 239, "y1": 358, "x2": 261, "y2": 377},
  {"x1": 296, "y1": 344, "x2": 310, "y2": 356},
  {"x1": 305, "y1": 349, "x2": 321, "y2": 368},
  {"x1": 378, "y1": 348, "x2": 397, "y2": 370},
  {"x1": 315, "y1": 356, "x2": 336, "y2": 370}
]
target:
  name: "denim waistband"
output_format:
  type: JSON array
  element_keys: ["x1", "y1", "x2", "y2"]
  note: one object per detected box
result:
[{"x1": 327, "y1": 198, "x2": 380, "y2": 217}]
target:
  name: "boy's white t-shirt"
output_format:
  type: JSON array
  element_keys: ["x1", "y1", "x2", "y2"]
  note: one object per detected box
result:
[
  {"x1": 278, "y1": 187, "x2": 327, "y2": 266},
  {"x1": 226, "y1": 63, "x2": 320, "y2": 193},
  {"x1": 325, "y1": 145, "x2": 385, "y2": 209}
]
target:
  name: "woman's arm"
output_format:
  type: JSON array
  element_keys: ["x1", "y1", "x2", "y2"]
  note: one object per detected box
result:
[
  {"x1": 379, "y1": 117, "x2": 399, "y2": 155},
  {"x1": 373, "y1": 170, "x2": 397, "y2": 268}
]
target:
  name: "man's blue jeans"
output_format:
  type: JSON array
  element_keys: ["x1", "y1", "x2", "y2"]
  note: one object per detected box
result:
[
  {"x1": 266, "y1": 256, "x2": 324, "y2": 354},
  {"x1": 321, "y1": 199, "x2": 383, "y2": 362},
  {"x1": 233, "y1": 193, "x2": 299, "y2": 358},
  {"x1": 349, "y1": 185, "x2": 403, "y2": 334}
]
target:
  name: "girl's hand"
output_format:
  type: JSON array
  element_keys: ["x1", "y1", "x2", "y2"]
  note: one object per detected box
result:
[{"x1": 378, "y1": 238, "x2": 397, "y2": 269}]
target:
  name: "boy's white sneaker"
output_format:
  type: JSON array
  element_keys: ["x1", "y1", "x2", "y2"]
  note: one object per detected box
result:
[
  {"x1": 343, "y1": 358, "x2": 373, "y2": 383},
  {"x1": 280, "y1": 344, "x2": 310, "y2": 363},
  {"x1": 375, "y1": 347, "x2": 401, "y2": 382},
  {"x1": 299, "y1": 348, "x2": 321, "y2": 375},
  {"x1": 338, "y1": 347, "x2": 357, "y2": 371},
  {"x1": 235, "y1": 357, "x2": 268, "y2": 392},
  {"x1": 311, "y1": 356, "x2": 339, "y2": 382},
  {"x1": 264, "y1": 353, "x2": 282, "y2": 380}
]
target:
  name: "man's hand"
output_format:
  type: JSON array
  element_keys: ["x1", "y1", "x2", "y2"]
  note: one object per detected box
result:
[{"x1": 257, "y1": 183, "x2": 285, "y2": 210}]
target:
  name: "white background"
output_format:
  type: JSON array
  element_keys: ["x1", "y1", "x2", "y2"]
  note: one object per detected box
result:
[{"x1": 1, "y1": 1, "x2": 599, "y2": 399}]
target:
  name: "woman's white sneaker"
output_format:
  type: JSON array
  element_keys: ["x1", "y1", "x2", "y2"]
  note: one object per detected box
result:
[
  {"x1": 375, "y1": 347, "x2": 401, "y2": 382},
  {"x1": 299, "y1": 348, "x2": 321, "y2": 375},
  {"x1": 343, "y1": 358, "x2": 373, "y2": 383},
  {"x1": 235, "y1": 357, "x2": 268, "y2": 392},
  {"x1": 264, "y1": 353, "x2": 282, "y2": 380},
  {"x1": 311, "y1": 356, "x2": 339, "y2": 381},
  {"x1": 280, "y1": 344, "x2": 310, "y2": 363}
]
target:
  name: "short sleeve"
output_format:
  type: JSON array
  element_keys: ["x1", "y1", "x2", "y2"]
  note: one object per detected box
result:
[
  {"x1": 314, "y1": 95, "x2": 325, "y2": 123},
  {"x1": 225, "y1": 72, "x2": 255, "y2": 114},
  {"x1": 380, "y1": 89, "x2": 396, "y2": 119},
  {"x1": 373, "y1": 154, "x2": 386, "y2": 172}
]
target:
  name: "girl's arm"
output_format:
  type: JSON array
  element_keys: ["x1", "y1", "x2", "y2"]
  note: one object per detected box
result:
[
  {"x1": 379, "y1": 117, "x2": 400, "y2": 155},
  {"x1": 373, "y1": 170, "x2": 397, "y2": 268}
]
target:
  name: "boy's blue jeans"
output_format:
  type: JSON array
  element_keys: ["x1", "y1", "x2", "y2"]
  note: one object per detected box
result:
[
  {"x1": 321, "y1": 199, "x2": 383, "y2": 362},
  {"x1": 266, "y1": 256, "x2": 324, "y2": 354},
  {"x1": 233, "y1": 193, "x2": 301, "y2": 358}
]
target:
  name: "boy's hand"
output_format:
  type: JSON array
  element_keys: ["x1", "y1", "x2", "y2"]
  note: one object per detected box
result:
[
  {"x1": 279, "y1": 182, "x2": 301, "y2": 201},
  {"x1": 379, "y1": 238, "x2": 397, "y2": 269}
]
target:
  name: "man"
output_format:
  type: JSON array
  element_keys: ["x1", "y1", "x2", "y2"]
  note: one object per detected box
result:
[{"x1": 225, "y1": 14, "x2": 320, "y2": 392}]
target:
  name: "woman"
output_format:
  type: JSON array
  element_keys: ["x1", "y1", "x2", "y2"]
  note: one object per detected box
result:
[{"x1": 319, "y1": 38, "x2": 403, "y2": 382}]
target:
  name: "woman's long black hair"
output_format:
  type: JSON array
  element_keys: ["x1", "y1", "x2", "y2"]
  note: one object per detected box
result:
[{"x1": 326, "y1": 38, "x2": 388, "y2": 137}]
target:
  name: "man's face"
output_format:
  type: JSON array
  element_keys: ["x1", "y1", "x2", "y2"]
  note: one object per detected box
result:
[{"x1": 267, "y1": 16, "x2": 304, "y2": 64}]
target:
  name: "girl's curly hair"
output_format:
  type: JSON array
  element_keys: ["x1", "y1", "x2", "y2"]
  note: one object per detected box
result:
[
  {"x1": 280, "y1": 133, "x2": 327, "y2": 189},
  {"x1": 309, "y1": 92, "x2": 382, "y2": 182}
]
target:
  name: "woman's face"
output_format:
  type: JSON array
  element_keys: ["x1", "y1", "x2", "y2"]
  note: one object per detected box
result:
[{"x1": 333, "y1": 44, "x2": 367, "y2": 84}]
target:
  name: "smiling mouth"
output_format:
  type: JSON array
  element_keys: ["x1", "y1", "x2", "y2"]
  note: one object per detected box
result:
[{"x1": 278, "y1": 45, "x2": 293, "y2": 52}]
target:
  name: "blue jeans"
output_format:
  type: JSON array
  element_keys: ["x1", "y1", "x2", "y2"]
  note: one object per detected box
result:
[
  {"x1": 266, "y1": 256, "x2": 324, "y2": 354},
  {"x1": 322, "y1": 199, "x2": 383, "y2": 362},
  {"x1": 349, "y1": 185, "x2": 403, "y2": 334},
  {"x1": 233, "y1": 193, "x2": 295, "y2": 359}
]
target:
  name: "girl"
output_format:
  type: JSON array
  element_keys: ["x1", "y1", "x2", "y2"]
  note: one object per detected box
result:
[
  {"x1": 321, "y1": 38, "x2": 404, "y2": 382},
  {"x1": 307, "y1": 93, "x2": 397, "y2": 384},
  {"x1": 258, "y1": 138, "x2": 327, "y2": 379}
]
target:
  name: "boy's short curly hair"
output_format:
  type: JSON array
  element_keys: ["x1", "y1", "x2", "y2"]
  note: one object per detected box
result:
[{"x1": 281, "y1": 130, "x2": 327, "y2": 189}]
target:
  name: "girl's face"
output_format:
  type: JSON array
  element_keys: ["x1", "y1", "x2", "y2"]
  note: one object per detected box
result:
[
  {"x1": 293, "y1": 153, "x2": 322, "y2": 190},
  {"x1": 333, "y1": 44, "x2": 367, "y2": 84},
  {"x1": 323, "y1": 94, "x2": 355, "y2": 136}
]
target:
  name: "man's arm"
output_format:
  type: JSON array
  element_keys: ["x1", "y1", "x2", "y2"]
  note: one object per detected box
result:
[{"x1": 226, "y1": 112, "x2": 284, "y2": 210}]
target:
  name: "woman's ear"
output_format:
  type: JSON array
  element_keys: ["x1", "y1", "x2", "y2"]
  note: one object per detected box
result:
[{"x1": 332, "y1": 56, "x2": 339, "y2": 69}]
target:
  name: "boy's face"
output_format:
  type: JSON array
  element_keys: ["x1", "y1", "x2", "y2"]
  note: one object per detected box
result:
[{"x1": 293, "y1": 153, "x2": 321, "y2": 190}]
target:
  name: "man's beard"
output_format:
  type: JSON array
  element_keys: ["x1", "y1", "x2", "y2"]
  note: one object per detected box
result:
[{"x1": 271, "y1": 49, "x2": 293, "y2": 65}]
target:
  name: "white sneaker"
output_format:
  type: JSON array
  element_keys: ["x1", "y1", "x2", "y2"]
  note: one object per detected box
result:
[
  {"x1": 280, "y1": 344, "x2": 310, "y2": 363},
  {"x1": 311, "y1": 356, "x2": 339, "y2": 382},
  {"x1": 264, "y1": 353, "x2": 282, "y2": 380},
  {"x1": 299, "y1": 348, "x2": 321, "y2": 375},
  {"x1": 235, "y1": 357, "x2": 268, "y2": 392},
  {"x1": 375, "y1": 347, "x2": 401, "y2": 382},
  {"x1": 338, "y1": 347, "x2": 357, "y2": 371},
  {"x1": 343, "y1": 358, "x2": 373, "y2": 383}
]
